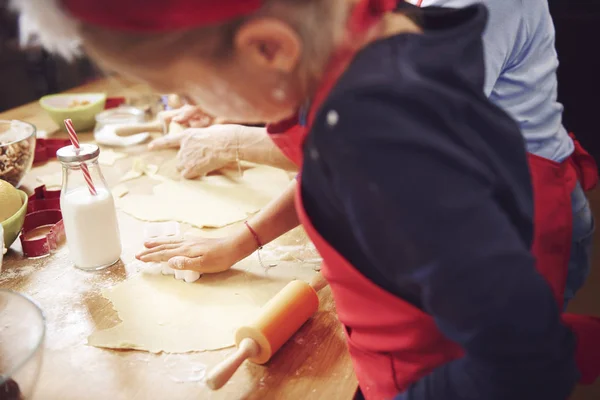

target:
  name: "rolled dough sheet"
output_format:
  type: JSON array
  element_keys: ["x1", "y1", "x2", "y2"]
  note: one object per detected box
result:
[
  {"x1": 98, "y1": 149, "x2": 127, "y2": 166},
  {"x1": 87, "y1": 270, "x2": 264, "y2": 353},
  {"x1": 118, "y1": 164, "x2": 291, "y2": 228},
  {"x1": 111, "y1": 184, "x2": 129, "y2": 198}
]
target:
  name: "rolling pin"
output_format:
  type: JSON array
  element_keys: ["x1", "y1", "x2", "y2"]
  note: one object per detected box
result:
[
  {"x1": 113, "y1": 120, "x2": 186, "y2": 137},
  {"x1": 205, "y1": 273, "x2": 328, "y2": 390},
  {"x1": 113, "y1": 120, "x2": 164, "y2": 136}
]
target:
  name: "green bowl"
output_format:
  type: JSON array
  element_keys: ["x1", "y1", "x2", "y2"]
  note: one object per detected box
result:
[
  {"x1": 39, "y1": 93, "x2": 107, "y2": 132},
  {"x1": 1, "y1": 190, "x2": 28, "y2": 249}
]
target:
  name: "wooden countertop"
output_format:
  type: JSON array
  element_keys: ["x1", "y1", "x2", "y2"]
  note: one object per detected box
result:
[{"x1": 0, "y1": 78, "x2": 358, "y2": 400}]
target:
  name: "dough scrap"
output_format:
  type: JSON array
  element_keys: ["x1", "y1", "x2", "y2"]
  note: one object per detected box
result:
[
  {"x1": 87, "y1": 270, "x2": 266, "y2": 353},
  {"x1": 119, "y1": 158, "x2": 159, "y2": 182},
  {"x1": 98, "y1": 149, "x2": 127, "y2": 166},
  {"x1": 118, "y1": 164, "x2": 291, "y2": 228}
]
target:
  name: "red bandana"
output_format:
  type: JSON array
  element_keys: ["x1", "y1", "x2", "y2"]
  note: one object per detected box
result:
[
  {"x1": 61, "y1": 0, "x2": 398, "y2": 33},
  {"x1": 61, "y1": 0, "x2": 263, "y2": 32}
]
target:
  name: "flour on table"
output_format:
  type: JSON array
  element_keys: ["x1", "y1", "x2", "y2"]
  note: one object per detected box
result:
[
  {"x1": 118, "y1": 162, "x2": 291, "y2": 228},
  {"x1": 37, "y1": 172, "x2": 63, "y2": 188},
  {"x1": 119, "y1": 158, "x2": 160, "y2": 182},
  {"x1": 99, "y1": 149, "x2": 127, "y2": 166},
  {"x1": 87, "y1": 270, "x2": 265, "y2": 353}
]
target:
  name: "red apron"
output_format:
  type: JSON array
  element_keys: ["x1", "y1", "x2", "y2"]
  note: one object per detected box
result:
[
  {"x1": 267, "y1": 116, "x2": 306, "y2": 166},
  {"x1": 266, "y1": 1, "x2": 600, "y2": 397},
  {"x1": 528, "y1": 136, "x2": 598, "y2": 304}
]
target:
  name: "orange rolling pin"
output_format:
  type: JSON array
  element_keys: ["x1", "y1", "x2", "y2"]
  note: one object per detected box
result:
[{"x1": 205, "y1": 273, "x2": 328, "y2": 390}]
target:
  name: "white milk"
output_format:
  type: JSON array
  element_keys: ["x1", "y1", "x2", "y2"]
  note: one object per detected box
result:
[{"x1": 61, "y1": 187, "x2": 122, "y2": 270}]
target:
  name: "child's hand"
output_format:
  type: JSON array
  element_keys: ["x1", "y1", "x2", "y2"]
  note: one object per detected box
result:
[
  {"x1": 158, "y1": 105, "x2": 214, "y2": 128},
  {"x1": 136, "y1": 236, "x2": 242, "y2": 273},
  {"x1": 148, "y1": 130, "x2": 190, "y2": 150},
  {"x1": 175, "y1": 124, "x2": 247, "y2": 179},
  {"x1": 149, "y1": 124, "x2": 247, "y2": 178}
]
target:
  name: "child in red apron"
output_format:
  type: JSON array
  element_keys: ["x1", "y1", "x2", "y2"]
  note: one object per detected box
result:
[
  {"x1": 144, "y1": 0, "x2": 594, "y2": 313},
  {"x1": 407, "y1": 0, "x2": 597, "y2": 312},
  {"x1": 16, "y1": 0, "x2": 600, "y2": 398}
]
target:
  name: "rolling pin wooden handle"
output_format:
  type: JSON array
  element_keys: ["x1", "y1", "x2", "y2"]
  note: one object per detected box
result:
[
  {"x1": 309, "y1": 273, "x2": 327, "y2": 292},
  {"x1": 205, "y1": 338, "x2": 260, "y2": 390}
]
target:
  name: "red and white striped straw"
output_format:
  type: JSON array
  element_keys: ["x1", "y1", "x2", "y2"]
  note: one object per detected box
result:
[{"x1": 64, "y1": 119, "x2": 97, "y2": 196}]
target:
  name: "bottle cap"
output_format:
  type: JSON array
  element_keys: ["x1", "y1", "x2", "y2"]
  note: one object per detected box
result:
[{"x1": 56, "y1": 144, "x2": 100, "y2": 163}]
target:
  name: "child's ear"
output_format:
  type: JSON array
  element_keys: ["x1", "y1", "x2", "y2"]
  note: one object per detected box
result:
[{"x1": 234, "y1": 18, "x2": 302, "y2": 73}]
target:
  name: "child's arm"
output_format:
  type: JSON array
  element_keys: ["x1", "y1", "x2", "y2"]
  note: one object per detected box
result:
[
  {"x1": 149, "y1": 125, "x2": 298, "y2": 178},
  {"x1": 319, "y1": 90, "x2": 578, "y2": 400},
  {"x1": 136, "y1": 180, "x2": 299, "y2": 271}
]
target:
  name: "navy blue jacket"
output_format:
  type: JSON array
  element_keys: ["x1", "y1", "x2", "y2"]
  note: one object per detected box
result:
[{"x1": 300, "y1": 5, "x2": 578, "y2": 400}]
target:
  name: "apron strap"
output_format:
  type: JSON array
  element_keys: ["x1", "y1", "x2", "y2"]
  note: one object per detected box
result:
[{"x1": 568, "y1": 133, "x2": 598, "y2": 191}]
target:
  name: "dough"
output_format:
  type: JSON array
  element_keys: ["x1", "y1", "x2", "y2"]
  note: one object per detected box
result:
[
  {"x1": 119, "y1": 158, "x2": 159, "y2": 182},
  {"x1": 111, "y1": 184, "x2": 129, "y2": 198},
  {"x1": 168, "y1": 121, "x2": 185, "y2": 135},
  {"x1": 98, "y1": 149, "x2": 127, "y2": 166},
  {"x1": 87, "y1": 270, "x2": 265, "y2": 353},
  {"x1": 118, "y1": 164, "x2": 291, "y2": 228}
]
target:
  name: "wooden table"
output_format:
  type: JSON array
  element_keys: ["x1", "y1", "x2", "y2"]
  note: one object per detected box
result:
[{"x1": 0, "y1": 78, "x2": 358, "y2": 400}]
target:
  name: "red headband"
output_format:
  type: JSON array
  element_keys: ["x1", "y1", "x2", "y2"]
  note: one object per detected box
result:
[
  {"x1": 61, "y1": 0, "x2": 398, "y2": 33},
  {"x1": 61, "y1": 0, "x2": 263, "y2": 32}
]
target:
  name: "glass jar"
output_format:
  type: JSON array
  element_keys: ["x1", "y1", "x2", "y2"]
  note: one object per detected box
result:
[
  {"x1": 57, "y1": 144, "x2": 122, "y2": 271},
  {"x1": 0, "y1": 289, "x2": 45, "y2": 399},
  {"x1": 94, "y1": 106, "x2": 145, "y2": 133}
]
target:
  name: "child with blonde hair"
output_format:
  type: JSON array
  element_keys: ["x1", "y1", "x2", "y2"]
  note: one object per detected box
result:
[{"x1": 13, "y1": 1, "x2": 600, "y2": 398}]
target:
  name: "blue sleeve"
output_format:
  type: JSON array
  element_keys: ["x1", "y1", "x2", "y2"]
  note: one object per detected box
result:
[
  {"x1": 479, "y1": 0, "x2": 521, "y2": 96},
  {"x1": 421, "y1": 0, "x2": 526, "y2": 96},
  {"x1": 317, "y1": 90, "x2": 578, "y2": 400}
]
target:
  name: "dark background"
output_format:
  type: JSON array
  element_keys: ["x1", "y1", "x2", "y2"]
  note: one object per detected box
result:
[
  {"x1": 550, "y1": 0, "x2": 600, "y2": 163},
  {"x1": 0, "y1": 0, "x2": 98, "y2": 111}
]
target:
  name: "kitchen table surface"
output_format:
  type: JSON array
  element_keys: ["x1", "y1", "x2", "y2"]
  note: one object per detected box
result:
[{"x1": 0, "y1": 77, "x2": 358, "y2": 400}]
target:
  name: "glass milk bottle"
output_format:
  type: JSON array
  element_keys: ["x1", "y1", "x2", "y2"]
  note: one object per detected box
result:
[{"x1": 57, "y1": 144, "x2": 122, "y2": 271}]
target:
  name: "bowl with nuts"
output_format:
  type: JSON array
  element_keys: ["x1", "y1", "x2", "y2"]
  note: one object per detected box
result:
[
  {"x1": 0, "y1": 120, "x2": 36, "y2": 188},
  {"x1": 39, "y1": 93, "x2": 106, "y2": 132}
]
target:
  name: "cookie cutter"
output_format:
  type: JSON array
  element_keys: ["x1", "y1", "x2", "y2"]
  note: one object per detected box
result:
[
  {"x1": 19, "y1": 186, "x2": 65, "y2": 258},
  {"x1": 33, "y1": 138, "x2": 72, "y2": 165}
]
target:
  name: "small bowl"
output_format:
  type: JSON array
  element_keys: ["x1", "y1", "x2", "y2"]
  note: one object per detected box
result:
[
  {"x1": 1, "y1": 190, "x2": 28, "y2": 250},
  {"x1": 0, "y1": 120, "x2": 36, "y2": 187},
  {"x1": 40, "y1": 93, "x2": 107, "y2": 132},
  {"x1": 0, "y1": 290, "x2": 46, "y2": 399}
]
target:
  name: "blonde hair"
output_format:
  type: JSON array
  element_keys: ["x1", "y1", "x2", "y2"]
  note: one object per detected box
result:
[{"x1": 78, "y1": 0, "x2": 350, "y2": 92}]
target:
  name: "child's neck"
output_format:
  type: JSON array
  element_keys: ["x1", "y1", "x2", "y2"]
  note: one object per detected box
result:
[
  {"x1": 301, "y1": 12, "x2": 422, "y2": 113},
  {"x1": 359, "y1": 13, "x2": 422, "y2": 51}
]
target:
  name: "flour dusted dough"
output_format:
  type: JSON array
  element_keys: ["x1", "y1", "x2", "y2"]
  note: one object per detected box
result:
[
  {"x1": 87, "y1": 270, "x2": 265, "y2": 353},
  {"x1": 118, "y1": 163, "x2": 291, "y2": 228},
  {"x1": 111, "y1": 184, "x2": 129, "y2": 198},
  {"x1": 98, "y1": 149, "x2": 127, "y2": 166}
]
